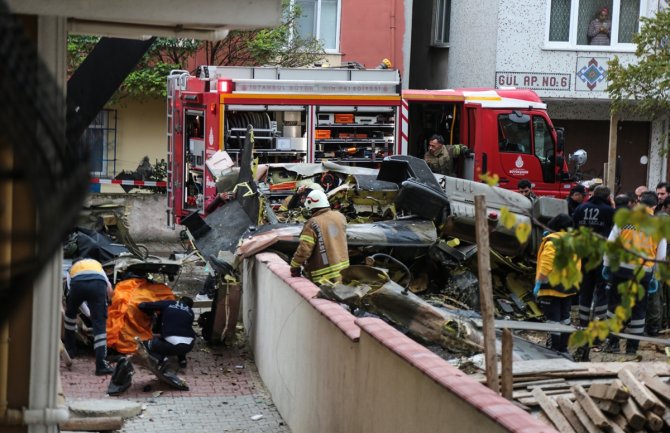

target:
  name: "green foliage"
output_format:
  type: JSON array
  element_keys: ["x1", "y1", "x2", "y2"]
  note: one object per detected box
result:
[
  {"x1": 67, "y1": 1, "x2": 324, "y2": 104},
  {"x1": 608, "y1": 7, "x2": 670, "y2": 117},
  {"x1": 146, "y1": 158, "x2": 167, "y2": 194}
]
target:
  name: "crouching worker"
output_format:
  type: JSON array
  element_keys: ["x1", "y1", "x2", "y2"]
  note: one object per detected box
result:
[
  {"x1": 138, "y1": 296, "x2": 196, "y2": 370},
  {"x1": 534, "y1": 214, "x2": 581, "y2": 356},
  {"x1": 289, "y1": 190, "x2": 349, "y2": 284},
  {"x1": 63, "y1": 258, "x2": 115, "y2": 375}
]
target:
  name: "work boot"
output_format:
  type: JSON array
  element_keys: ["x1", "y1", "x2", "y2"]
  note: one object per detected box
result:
[
  {"x1": 95, "y1": 360, "x2": 114, "y2": 376},
  {"x1": 63, "y1": 331, "x2": 77, "y2": 359},
  {"x1": 601, "y1": 339, "x2": 620, "y2": 353},
  {"x1": 625, "y1": 340, "x2": 639, "y2": 354},
  {"x1": 156, "y1": 356, "x2": 168, "y2": 373},
  {"x1": 94, "y1": 345, "x2": 113, "y2": 375},
  {"x1": 178, "y1": 355, "x2": 187, "y2": 369},
  {"x1": 573, "y1": 345, "x2": 590, "y2": 362}
]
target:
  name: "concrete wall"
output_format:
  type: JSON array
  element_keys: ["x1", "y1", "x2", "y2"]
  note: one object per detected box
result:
[
  {"x1": 87, "y1": 193, "x2": 179, "y2": 242},
  {"x1": 447, "y1": 0, "x2": 499, "y2": 89},
  {"x1": 243, "y1": 252, "x2": 557, "y2": 433}
]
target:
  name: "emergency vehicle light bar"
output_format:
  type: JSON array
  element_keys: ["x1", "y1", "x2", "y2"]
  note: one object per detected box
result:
[{"x1": 218, "y1": 79, "x2": 234, "y2": 93}]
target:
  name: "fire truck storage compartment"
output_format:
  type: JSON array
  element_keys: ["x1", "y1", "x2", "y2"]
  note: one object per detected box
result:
[
  {"x1": 314, "y1": 106, "x2": 395, "y2": 163},
  {"x1": 224, "y1": 106, "x2": 307, "y2": 152},
  {"x1": 407, "y1": 102, "x2": 463, "y2": 158},
  {"x1": 181, "y1": 110, "x2": 206, "y2": 211}
]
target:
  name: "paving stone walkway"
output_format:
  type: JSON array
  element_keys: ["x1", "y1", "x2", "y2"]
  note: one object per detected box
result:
[{"x1": 60, "y1": 337, "x2": 290, "y2": 433}]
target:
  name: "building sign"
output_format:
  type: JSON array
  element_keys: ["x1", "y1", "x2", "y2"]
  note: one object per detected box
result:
[
  {"x1": 575, "y1": 57, "x2": 608, "y2": 92},
  {"x1": 495, "y1": 72, "x2": 571, "y2": 91}
]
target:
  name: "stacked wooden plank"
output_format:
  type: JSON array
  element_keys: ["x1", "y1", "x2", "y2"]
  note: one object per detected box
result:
[{"x1": 525, "y1": 366, "x2": 670, "y2": 433}]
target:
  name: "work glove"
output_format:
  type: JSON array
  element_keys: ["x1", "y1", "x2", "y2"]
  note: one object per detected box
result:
[
  {"x1": 601, "y1": 266, "x2": 612, "y2": 282},
  {"x1": 648, "y1": 278, "x2": 659, "y2": 294},
  {"x1": 533, "y1": 281, "x2": 542, "y2": 298},
  {"x1": 290, "y1": 267, "x2": 302, "y2": 277}
]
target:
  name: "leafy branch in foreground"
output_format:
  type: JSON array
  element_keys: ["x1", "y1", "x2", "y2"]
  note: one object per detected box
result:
[{"x1": 484, "y1": 171, "x2": 670, "y2": 348}]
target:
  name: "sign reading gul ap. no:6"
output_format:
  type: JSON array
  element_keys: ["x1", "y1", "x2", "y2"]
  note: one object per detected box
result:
[{"x1": 495, "y1": 72, "x2": 571, "y2": 91}]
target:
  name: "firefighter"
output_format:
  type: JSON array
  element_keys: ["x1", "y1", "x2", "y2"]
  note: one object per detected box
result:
[
  {"x1": 533, "y1": 214, "x2": 581, "y2": 355},
  {"x1": 63, "y1": 258, "x2": 115, "y2": 375},
  {"x1": 423, "y1": 134, "x2": 469, "y2": 177},
  {"x1": 572, "y1": 186, "x2": 614, "y2": 328},
  {"x1": 138, "y1": 296, "x2": 196, "y2": 371},
  {"x1": 601, "y1": 191, "x2": 667, "y2": 354},
  {"x1": 289, "y1": 190, "x2": 349, "y2": 283}
]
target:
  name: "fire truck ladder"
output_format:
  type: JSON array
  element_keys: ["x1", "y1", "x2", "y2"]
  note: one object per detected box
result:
[{"x1": 166, "y1": 70, "x2": 189, "y2": 229}]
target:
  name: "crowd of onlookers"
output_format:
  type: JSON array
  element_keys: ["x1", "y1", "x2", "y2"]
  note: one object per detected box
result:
[{"x1": 521, "y1": 180, "x2": 669, "y2": 359}]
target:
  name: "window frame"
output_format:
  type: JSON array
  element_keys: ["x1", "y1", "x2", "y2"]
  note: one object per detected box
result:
[
  {"x1": 293, "y1": 0, "x2": 341, "y2": 53},
  {"x1": 544, "y1": 0, "x2": 648, "y2": 52},
  {"x1": 83, "y1": 109, "x2": 117, "y2": 178},
  {"x1": 431, "y1": 0, "x2": 451, "y2": 47}
]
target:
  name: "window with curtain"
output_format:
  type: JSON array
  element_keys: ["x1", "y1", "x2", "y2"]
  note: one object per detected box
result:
[
  {"x1": 547, "y1": 0, "x2": 643, "y2": 48},
  {"x1": 294, "y1": 0, "x2": 340, "y2": 51}
]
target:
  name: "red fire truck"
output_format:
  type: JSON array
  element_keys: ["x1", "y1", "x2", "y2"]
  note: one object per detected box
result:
[
  {"x1": 400, "y1": 88, "x2": 576, "y2": 197},
  {"x1": 166, "y1": 65, "x2": 401, "y2": 225},
  {"x1": 167, "y1": 66, "x2": 578, "y2": 225}
]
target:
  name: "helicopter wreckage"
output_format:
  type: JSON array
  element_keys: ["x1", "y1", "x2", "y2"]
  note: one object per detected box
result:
[{"x1": 176, "y1": 128, "x2": 602, "y2": 365}]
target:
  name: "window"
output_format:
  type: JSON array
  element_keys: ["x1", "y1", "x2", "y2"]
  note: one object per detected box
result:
[
  {"x1": 432, "y1": 0, "x2": 451, "y2": 46},
  {"x1": 533, "y1": 116, "x2": 553, "y2": 162},
  {"x1": 547, "y1": 0, "x2": 645, "y2": 49},
  {"x1": 498, "y1": 114, "x2": 531, "y2": 154},
  {"x1": 80, "y1": 109, "x2": 117, "y2": 177},
  {"x1": 294, "y1": 0, "x2": 340, "y2": 52}
]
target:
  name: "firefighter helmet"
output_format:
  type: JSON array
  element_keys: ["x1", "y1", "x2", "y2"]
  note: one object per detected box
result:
[{"x1": 305, "y1": 190, "x2": 330, "y2": 210}]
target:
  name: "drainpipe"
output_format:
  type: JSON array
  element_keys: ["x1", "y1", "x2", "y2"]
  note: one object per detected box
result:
[{"x1": 0, "y1": 323, "x2": 23, "y2": 426}]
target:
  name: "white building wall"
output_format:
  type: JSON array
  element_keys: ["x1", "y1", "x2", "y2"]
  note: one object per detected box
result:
[
  {"x1": 448, "y1": 0, "x2": 665, "y2": 187},
  {"x1": 447, "y1": 0, "x2": 499, "y2": 88}
]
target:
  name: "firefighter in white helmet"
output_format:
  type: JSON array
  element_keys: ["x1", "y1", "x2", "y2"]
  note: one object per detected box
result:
[{"x1": 289, "y1": 190, "x2": 349, "y2": 283}]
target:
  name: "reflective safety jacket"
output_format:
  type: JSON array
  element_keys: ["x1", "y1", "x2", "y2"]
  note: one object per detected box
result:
[
  {"x1": 290, "y1": 208, "x2": 349, "y2": 283},
  {"x1": 535, "y1": 232, "x2": 581, "y2": 298},
  {"x1": 423, "y1": 144, "x2": 468, "y2": 176},
  {"x1": 68, "y1": 258, "x2": 112, "y2": 294},
  {"x1": 604, "y1": 206, "x2": 667, "y2": 272}
]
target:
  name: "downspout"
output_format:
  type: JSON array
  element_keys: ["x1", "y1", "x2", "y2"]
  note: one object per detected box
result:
[
  {"x1": 0, "y1": 133, "x2": 22, "y2": 427},
  {"x1": 0, "y1": 323, "x2": 23, "y2": 426},
  {"x1": 390, "y1": 0, "x2": 396, "y2": 67}
]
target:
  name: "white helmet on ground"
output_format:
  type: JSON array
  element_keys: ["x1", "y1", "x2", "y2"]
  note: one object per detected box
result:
[{"x1": 305, "y1": 190, "x2": 330, "y2": 210}]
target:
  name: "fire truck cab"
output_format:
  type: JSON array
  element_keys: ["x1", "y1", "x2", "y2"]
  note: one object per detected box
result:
[
  {"x1": 166, "y1": 65, "x2": 401, "y2": 226},
  {"x1": 401, "y1": 88, "x2": 576, "y2": 197}
]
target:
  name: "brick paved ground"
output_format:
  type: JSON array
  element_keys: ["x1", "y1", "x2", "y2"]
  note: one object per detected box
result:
[{"x1": 60, "y1": 335, "x2": 290, "y2": 432}]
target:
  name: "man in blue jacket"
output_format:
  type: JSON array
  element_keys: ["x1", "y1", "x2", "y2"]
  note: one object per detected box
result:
[
  {"x1": 139, "y1": 296, "x2": 196, "y2": 370},
  {"x1": 572, "y1": 185, "x2": 614, "y2": 359}
]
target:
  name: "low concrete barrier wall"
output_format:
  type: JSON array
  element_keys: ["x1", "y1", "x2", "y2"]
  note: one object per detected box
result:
[
  {"x1": 243, "y1": 253, "x2": 557, "y2": 433},
  {"x1": 86, "y1": 193, "x2": 178, "y2": 242}
]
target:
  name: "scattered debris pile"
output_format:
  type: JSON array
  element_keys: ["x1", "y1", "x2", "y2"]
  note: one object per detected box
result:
[{"x1": 501, "y1": 363, "x2": 670, "y2": 432}]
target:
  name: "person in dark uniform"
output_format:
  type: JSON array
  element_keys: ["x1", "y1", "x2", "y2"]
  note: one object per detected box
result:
[
  {"x1": 139, "y1": 296, "x2": 196, "y2": 370},
  {"x1": 63, "y1": 258, "x2": 115, "y2": 375},
  {"x1": 566, "y1": 184, "x2": 587, "y2": 216},
  {"x1": 572, "y1": 185, "x2": 614, "y2": 359}
]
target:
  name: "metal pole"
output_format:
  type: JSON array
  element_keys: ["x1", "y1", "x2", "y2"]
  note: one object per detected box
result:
[{"x1": 606, "y1": 113, "x2": 619, "y2": 192}]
